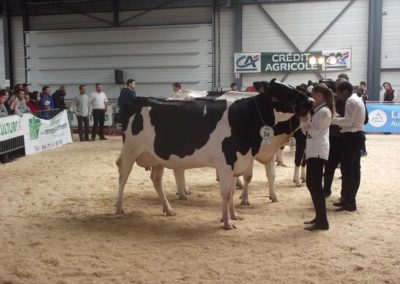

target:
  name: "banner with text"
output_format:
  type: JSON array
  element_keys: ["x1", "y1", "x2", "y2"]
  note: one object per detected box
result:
[
  {"x1": 364, "y1": 103, "x2": 400, "y2": 133},
  {"x1": 234, "y1": 49, "x2": 352, "y2": 73},
  {"x1": 22, "y1": 110, "x2": 73, "y2": 155},
  {"x1": 0, "y1": 115, "x2": 24, "y2": 142}
]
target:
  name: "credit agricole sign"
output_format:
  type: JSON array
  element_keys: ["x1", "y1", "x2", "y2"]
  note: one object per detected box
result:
[{"x1": 234, "y1": 49, "x2": 351, "y2": 73}]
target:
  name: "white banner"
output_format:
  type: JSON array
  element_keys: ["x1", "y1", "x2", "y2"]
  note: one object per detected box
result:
[
  {"x1": 22, "y1": 111, "x2": 73, "y2": 155},
  {"x1": 0, "y1": 115, "x2": 24, "y2": 142}
]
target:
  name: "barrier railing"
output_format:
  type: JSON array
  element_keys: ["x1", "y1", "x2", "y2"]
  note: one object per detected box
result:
[
  {"x1": 34, "y1": 108, "x2": 62, "y2": 120},
  {"x1": 0, "y1": 136, "x2": 24, "y2": 155}
]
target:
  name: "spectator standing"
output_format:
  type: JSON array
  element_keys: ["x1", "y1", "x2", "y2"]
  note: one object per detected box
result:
[
  {"x1": 118, "y1": 79, "x2": 137, "y2": 142},
  {"x1": 74, "y1": 85, "x2": 91, "y2": 142},
  {"x1": 90, "y1": 83, "x2": 108, "y2": 141},
  {"x1": 358, "y1": 81, "x2": 368, "y2": 101},
  {"x1": 0, "y1": 89, "x2": 12, "y2": 164},
  {"x1": 383, "y1": 82, "x2": 395, "y2": 102},
  {"x1": 172, "y1": 82, "x2": 182, "y2": 93},
  {"x1": 23, "y1": 83, "x2": 31, "y2": 96},
  {"x1": 332, "y1": 80, "x2": 366, "y2": 212},
  {"x1": 230, "y1": 82, "x2": 239, "y2": 91},
  {"x1": 52, "y1": 85, "x2": 67, "y2": 110},
  {"x1": 40, "y1": 86, "x2": 54, "y2": 110}
]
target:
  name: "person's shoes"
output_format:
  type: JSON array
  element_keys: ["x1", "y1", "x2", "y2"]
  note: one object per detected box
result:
[
  {"x1": 303, "y1": 218, "x2": 316, "y2": 225},
  {"x1": 100, "y1": 137, "x2": 107, "y2": 140},
  {"x1": 335, "y1": 205, "x2": 357, "y2": 212},
  {"x1": 333, "y1": 201, "x2": 345, "y2": 207},
  {"x1": 304, "y1": 223, "x2": 329, "y2": 231}
]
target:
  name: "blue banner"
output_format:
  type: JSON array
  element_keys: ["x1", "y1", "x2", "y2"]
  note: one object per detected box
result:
[{"x1": 364, "y1": 103, "x2": 400, "y2": 133}]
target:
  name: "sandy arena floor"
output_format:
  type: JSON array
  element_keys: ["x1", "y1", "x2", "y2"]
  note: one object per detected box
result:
[{"x1": 0, "y1": 135, "x2": 399, "y2": 283}]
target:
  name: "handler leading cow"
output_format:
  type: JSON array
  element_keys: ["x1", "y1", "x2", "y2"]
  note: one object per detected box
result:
[{"x1": 115, "y1": 79, "x2": 312, "y2": 230}]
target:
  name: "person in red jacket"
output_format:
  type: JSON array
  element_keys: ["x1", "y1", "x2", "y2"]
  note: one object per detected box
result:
[{"x1": 26, "y1": 91, "x2": 40, "y2": 113}]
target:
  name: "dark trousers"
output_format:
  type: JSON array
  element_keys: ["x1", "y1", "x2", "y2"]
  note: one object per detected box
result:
[
  {"x1": 293, "y1": 129, "x2": 306, "y2": 167},
  {"x1": 77, "y1": 115, "x2": 89, "y2": 141},
  {"x1": 306, "y1": 158, "x2": 328, "y2": 225},
  {"x1": 340, "y1": 132, "x2": 364, "y2": 207},
  {"x1": 323, "y1": 135, "x2": 343, "y2": 195},
  {"x1": 361, "y1": 132, "x2": 367, "y2": 153},
  {"x1": 92, "y1": 109, "x2": 105, "y2": 139}
]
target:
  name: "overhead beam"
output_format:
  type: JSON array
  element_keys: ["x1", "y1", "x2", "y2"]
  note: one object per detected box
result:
[
  {"x1": 119, "y1": 0, "x2": 177, "y2": 25},
  {"x1": 367, "y1": 0, "x2": 383, "y2": 101},
  {"x1": 112, "y1": 0, "x2": 119, "y2": 27}
]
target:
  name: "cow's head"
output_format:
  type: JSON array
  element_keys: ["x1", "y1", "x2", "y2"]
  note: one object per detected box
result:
[{"x1": 262, "y1": 79, "x2": 313, "y2": 116}]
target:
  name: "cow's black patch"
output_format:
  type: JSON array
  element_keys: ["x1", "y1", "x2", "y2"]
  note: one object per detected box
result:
[
  {"x1": 222, "y1": 95, "x2": 275, "y2": 169},
  {"x1": 131, "y1": 113, "x2": 143, "y2": 135},
  {"x1": 142, "y1": 98, "x2": 227, "y2": 160}
]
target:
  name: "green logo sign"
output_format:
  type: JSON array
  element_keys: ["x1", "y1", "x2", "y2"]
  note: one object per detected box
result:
[
  {"x1": 261, "y1": 52, "x2": 322, "y2": 73},
  {"x1": 28, "y1": 117, "x2": 41, "y2": 140}
]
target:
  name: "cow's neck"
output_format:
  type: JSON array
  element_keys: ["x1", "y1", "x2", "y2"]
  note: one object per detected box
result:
[{"x1": 255, "y1": 134, "x2": 290, "y2": 164}]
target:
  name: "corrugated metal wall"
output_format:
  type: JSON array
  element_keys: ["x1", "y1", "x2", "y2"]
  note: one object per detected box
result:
[
  {"x1": 241, "y1": 0, "x2": 369, "y2": 88},
  {"x1": 27, "y1": 24, "x2": 212, "y2": 99},
  {"x1": 381, "y1": 0, "x2": 400, "y2": 99}
]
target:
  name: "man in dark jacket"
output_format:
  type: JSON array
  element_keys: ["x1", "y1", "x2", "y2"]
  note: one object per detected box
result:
[
  {"x1": 118, "y1": 79, "x2": 137, "y2": 142},
  {"x1": 52, "y1": 85, "x2": 67, "y2": 111}
]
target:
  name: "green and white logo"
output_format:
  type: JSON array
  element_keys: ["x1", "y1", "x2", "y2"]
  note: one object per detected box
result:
[{"x1": 28, "y1": 117, "x2": 41, "y2": 140}]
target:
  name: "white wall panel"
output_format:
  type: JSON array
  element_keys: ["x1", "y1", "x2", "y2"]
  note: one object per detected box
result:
[
  {"x1": 29, "y1": 13, "x2": 114, "y2": 30},
  {"x1": 27, "y1": 24, "x2": 212, "y2": 99},
  {"x1": 11, "y1": 17, "x2": 25, "y2": 85},
  {"x1": 216, "y1": 8, "x2": 235, "y2": 90},
  {"x1": 0, "y1": 17, "x2": 5, "y2": 88},
  {"x1": 242, "y1": 0, "x2": 369, "y2": 87}
]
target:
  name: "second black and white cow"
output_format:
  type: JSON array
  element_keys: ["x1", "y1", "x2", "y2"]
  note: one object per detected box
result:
[{"x1": 115, "y1": 79, "x2": 312, "y2": 230}]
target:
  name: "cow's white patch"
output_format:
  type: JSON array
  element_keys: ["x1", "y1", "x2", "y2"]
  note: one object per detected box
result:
[{"x1": 273, "y1": 110, "x2": 294, "y2": 125}]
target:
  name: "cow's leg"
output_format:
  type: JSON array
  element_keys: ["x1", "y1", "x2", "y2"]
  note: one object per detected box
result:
[
  {"x1": 236, "y1": 177, "x2": 244, "y2": 189},
  {"x1": 293, "y1": 166, "x2": 302, "y2": 187},
  {"x1": 229, "y1": 179, "x2": 240, "y2": 220},
  {"x1": 265, "y1": 157, "x2": 278, "y2": 202},
  {"x1": 216, "y1": 167, "x2": 236, "y2": 230},
  {"x1": 151, "y1": 166, "x2": 175, "y2": 216},
  {"x1": 115, "y1": 152, "x2": 136, "y2": 214},
  {"x1": 174, "y1": 169, "x2": 190, "y2": 201},
  {"x1": 301, "y1": 165, "x2": 307, "y2": 183},
  {"x1": 240, "y1": 161, "x2": 254, "y2": 206}
]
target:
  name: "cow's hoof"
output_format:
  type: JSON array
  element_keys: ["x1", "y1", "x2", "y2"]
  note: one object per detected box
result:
[
  {"x1": 231, "y1": 215, "x2": 242, "y2": 220},
  {"x1": 223, "y1": 223, "x2": 237, "y2": 230},
  {"x1": 115, "y1": 208, "x2": 125, "y2": 215},
  {"x1": 269, "y1": 196, "x2": 278, "y2": 203},
  {"x1": 184, "y1": 187, "x2": 191, "y2": 195},
  {"x1": 240, "y1": 200, "x2": 250, "y2": 206},
  {"x1": 294, "y1": 181, "x2": 302, "y2": 187},
  {"x1": 178, "y1": 196, "x2": 187, "y2": 201},
  {"x1": 301, "y1": 178, "x2": 306, "y2": 183},
  {"x1": 164, "y1": 208, "x2": 176, "y2": 216}
]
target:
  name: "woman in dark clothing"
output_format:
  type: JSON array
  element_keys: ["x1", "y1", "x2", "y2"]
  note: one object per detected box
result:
[{"x1": 383, "y1": 82, "x2": 395, "y2": 102}]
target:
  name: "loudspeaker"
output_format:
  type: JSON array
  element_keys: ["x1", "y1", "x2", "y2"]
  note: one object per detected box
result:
[{"x1": 115, "y1": 70, "x2": 124, "y2": 85}]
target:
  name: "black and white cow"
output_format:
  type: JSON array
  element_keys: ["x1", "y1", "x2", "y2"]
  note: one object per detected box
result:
[{"x1": 115, "y1": 79, "x2": 312, "y2": 230}]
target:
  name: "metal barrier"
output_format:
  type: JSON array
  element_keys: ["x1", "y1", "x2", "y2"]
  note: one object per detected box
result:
[
  {"x1": 34, "y1": 108, "x2": 62, "y2": 120},
  {"x1": 0, "y1": 135, "x2": 24, "y2": 155}
]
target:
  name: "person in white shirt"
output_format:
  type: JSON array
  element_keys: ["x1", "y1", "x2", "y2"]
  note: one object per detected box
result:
[
  {"x1": 301, "y1": 83, "x2": 335, "y2": 231},
  {"x1": 90, "y1": 83, "x2": 108, "y2": 140},
  {"x1": 74, "y1": 85, "x2": 91, "y2": 142},
  {"x1": 331, "y1": 80, "x2": 365, "y2": 212}
]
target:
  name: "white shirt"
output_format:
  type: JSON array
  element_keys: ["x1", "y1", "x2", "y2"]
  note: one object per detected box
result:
[
  {"x1": 302, "y1": 104, "x2": 332, "y2": 160},
  {"x1": 90, "y1": 91, "x2": 108, "y2": 110},
  {"x1": 332, "y1": 93, "x2": 365, "y2": 133}
]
